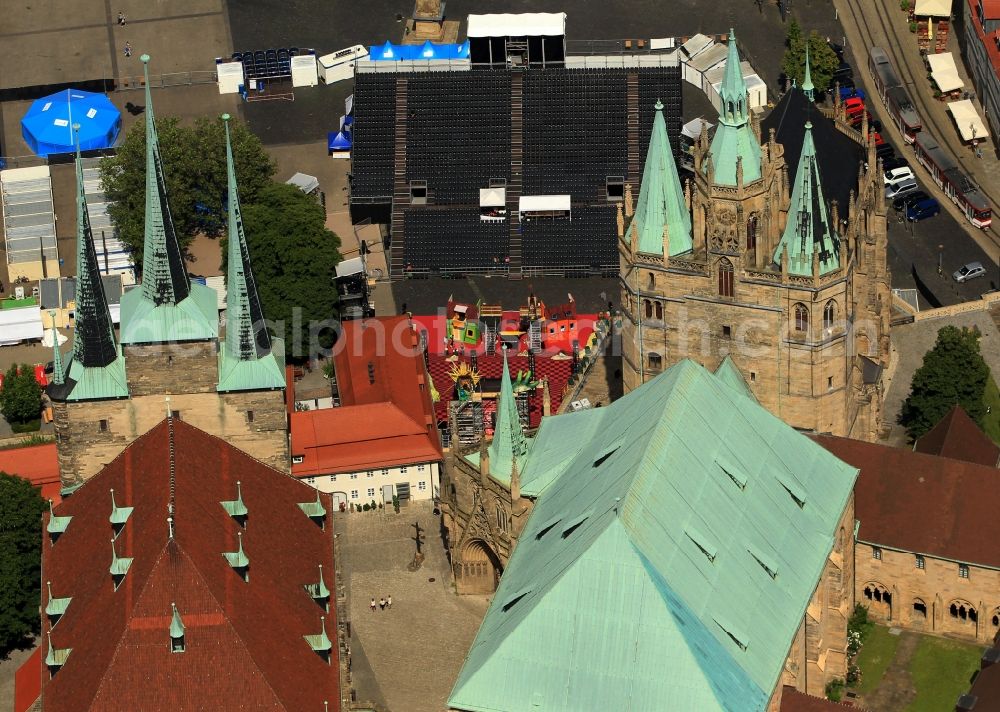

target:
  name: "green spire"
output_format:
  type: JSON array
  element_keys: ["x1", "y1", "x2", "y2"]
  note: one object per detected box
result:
[
  {"x1": 708, "y1": 30, "x2": 762, "y2": 186},
  {"x1": 628, "y1": 100, "x2": 692, "y2": 256},
  {"x1": 48, "y1": 311, "x2": 64, "y2": 386},
  {"x1": 217, "y1": 113, "x2": 285, "y2": 392},
  {"x1": 802, "y1": 45, "x2": 815, "y2": 102},
  {"x1": 773, "y1": 122, "x2": 840, "y2": 276},
  {"x1": 170, "y1": 602, "x2": 185, "y2": 639},
  {"x1": 488, "y1": 348, "x2": 529, "y2": 483},
  {"x1": 120, "y1": 55, "x2": 218, "y2": 345}
]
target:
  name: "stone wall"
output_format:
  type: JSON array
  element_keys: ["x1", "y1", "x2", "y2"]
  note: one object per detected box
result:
[
  {"x1": 124, "y1": 341, "x2": 219, "y2": 396},
  {"x1": 856, "y1": 542, "x2": 1000, "y2": 643}
]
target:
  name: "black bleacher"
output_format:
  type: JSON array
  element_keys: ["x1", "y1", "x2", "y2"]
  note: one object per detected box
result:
[
  {"x1": 637, "y1": 69, "x2": 684, "y2": 166},
  {"x1": 522, "y1": 69, "x2": 628, "y2": 200},
  {"x1": 405, "y1": 71, "x2": 511, "y2": 204},
  {"x1": 521, "y1": 206, "x2": 618, "y2": 274},
  {"x1": 403, "y1": 209, "x2": 509, "y2": 272},
  {"x1": 350, "y1": 73, "x2": 398, "y2": 217},
  {"x1": 233, "y1": 47, "x2": 312, "y2": 81}
]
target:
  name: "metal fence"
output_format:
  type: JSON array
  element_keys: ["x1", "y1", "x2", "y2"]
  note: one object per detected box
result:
[{"x1": 115, "y1": 70, "x2": 218, "y2": 91}]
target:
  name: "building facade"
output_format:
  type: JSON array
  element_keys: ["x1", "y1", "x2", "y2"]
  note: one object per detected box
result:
[
  {"x1": 618, "y1": 35, "x2": 890, "y2": 441},
  {"x1": 48, "y1": 64, "x2": 287, "y2": 487},
  {"x1": 301, "y1": 462, "x2": 441, "y2": 506},
  {"x1": 958, "y1": 0, "x2": 1000, "y2": 147}
]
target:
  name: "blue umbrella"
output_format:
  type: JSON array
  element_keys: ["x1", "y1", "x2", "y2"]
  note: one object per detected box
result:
[{"x1": 21, "y1": 89, "x2": 122, "y2": 157}]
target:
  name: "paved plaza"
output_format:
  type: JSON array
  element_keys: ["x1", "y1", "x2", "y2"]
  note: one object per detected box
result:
[{"x1": 337, "y1": 501, "x2": 489, "y2": 712}]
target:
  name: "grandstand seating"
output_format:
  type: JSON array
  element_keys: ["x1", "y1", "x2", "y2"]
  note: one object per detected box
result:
[
  {"x1": 403, "y1": 209, "x2": 508, "y2": 271},
  {"x1": 521, "y1": 206, "x2": 618, "y2": 273},
  {"x1": 238, "y1": 47, "x2": 309, "y2": 81},
  {"x1": 404, "y1": 71, "x2": 511, "y2": 204},
  {"x1": 351, "y1": 73, "x2": 398, "y2": 201}
]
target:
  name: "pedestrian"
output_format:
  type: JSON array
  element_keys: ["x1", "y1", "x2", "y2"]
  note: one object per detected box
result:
[
  {"x1": 370, "y1": 597, "x2": 376, "y2": 613},
  {"x1": 124, "y1": 41, "x2": 132, "y2": 57},
  {"x1": 386, "y1": 595, "x2": 392, "y2": 609},
  {"x1": 117, "y1": 11, "x2": 126, "y2": 26},
  {"x1": 379, "y1": 597, "x2": 386, "y2": 611}
]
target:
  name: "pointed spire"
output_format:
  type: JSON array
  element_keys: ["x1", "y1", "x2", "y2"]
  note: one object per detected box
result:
[
  {"x1": 719, "y1": 30, "x2": 749, "y2": 126},
  {"x1": 170, "y1": 602, "x2": 185, "y2": 639},
  {"x1": 802, "y1": 44, "x2": 815, "y2": 101},
  {"x1": 708, "y1": 30, "x2": 762, "y2": 186},
  {"x1": 488, "y1": 348, "x2": 529, "y2": 483},
  {"x1": 72, "y1": 127, "x2": 119, "y2": 368},
  {"x1": 773, "y1": 122, "x2": 841, "y2": 277},
  {"x1": 48, "y1": 311, "x2": 64, "y2": 385},
  {"x1": 139, "y1": 54, "x2": 191, "y2": 307},
  {"x1": 223, "y1": 114, "x2": 271, "y2": 361},
  {"x1": 628, "y1": 100, "x2": 692, "y2": 256}
]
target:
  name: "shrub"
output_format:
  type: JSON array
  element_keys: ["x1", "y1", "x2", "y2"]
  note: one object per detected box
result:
[
  {"x1": 362, "y1": 503, "x2": 370, "y2": 512},
  {"x1": 825, "y1": 679, "x2": 845, "y2": 702}
]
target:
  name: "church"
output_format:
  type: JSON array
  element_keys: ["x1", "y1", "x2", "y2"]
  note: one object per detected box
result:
[
  {"x1": 618, "y1": 35, "x2": 891, "y2": 441},
  {"x1": 48, "y1": 55, "x2": 288, "y2": 487}
]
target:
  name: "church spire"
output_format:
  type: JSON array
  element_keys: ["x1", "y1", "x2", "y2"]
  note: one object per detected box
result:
[
  {"x1": 488, "y1": 348, "x2": 529, "y2": 484},
  {"x1": 223, "y1": 114, "x2": 270, "y2": 360},
  {"x1": 802, "y1": 45, "x2": 815, "y2": 102},
  {"x1": 628, "y1": 100, "x2": 692, "y2": 256},
  {"x1": 773, "y1": 122, "x2": 840, "y2": 276},
  {"x1": 48, "y1": 311, "x2": 64, "y2": 386},
  {"x1": 707, "y1": 30, "x2": 762, "y2": 186}
]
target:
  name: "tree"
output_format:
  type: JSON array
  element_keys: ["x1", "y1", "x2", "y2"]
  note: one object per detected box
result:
[
  {"x1": 781, "y1": 23, "x2": 840, "y2": 94},
  {"x1": 0, "y1": 364, "x2": 42, "y2": 426},
  {"x1": 900, "y1": 326, "x2": 990, "y2": 440},
  {"x1": 100, "y1": 116, "x2": 275, "y2": 270},
  {"x1": 0, "y1": 472, "x2": 47, "y2": 654},
  {"x1": 239, "y1": 183, "x2": 342, "y2": 362}
]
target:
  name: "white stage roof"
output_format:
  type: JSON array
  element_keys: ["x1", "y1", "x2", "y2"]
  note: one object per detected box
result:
[
  {"x1": 519, "y1": 195, "x2": 571, "y2": 212},
  {"x1": 928, "y1": 52, "x2": 963, "y2": 93},
  {"x1": 467, "y1": 13, "x2": 566, "y2": 38},
  {"x1": 948, "y1": 99, "x2": 990, "y2": 142},
  {"x1": 480, "y1": 187, "x2": 506, "y2": 207},
  {"x1": 0, "y1": 305, "x2": 43, "y2": 345}
]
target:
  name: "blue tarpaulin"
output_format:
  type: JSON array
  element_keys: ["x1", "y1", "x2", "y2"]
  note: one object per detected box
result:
[
  {"x1": 368, "y1": 40, "x2": 470, "y2": 61},
  {"x1": 21, "y1": 89, "x2": 121, "y2": 157}
]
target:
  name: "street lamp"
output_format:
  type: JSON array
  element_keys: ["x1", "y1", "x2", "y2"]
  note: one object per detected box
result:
[
  {"x1": 971, "y1": 123, "x2": 978, "y2": 152},
  {"x1": 938, "y1": 244, "x2": 944, "y2": 277}
]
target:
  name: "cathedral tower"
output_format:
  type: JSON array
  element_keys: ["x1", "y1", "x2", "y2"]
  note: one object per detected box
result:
[{"x1": 619, "y1": 33, "x2": 890, "y2": 440}]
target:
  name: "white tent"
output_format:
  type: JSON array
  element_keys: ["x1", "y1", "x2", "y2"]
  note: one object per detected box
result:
[
  {"x1": 466, "y1": 13, "x2": 566, "y2": 38},
  {"x1": 286, "y1": 172, "x2": 320, "y2": 194},
  {"x1": 948, "y1": 99, "x2": 990, "y2": 142},
  {"x1": 915, "y1": 0, "x2": 952, "y2": 15},
  {"x1": 0, "y1": 305, "x2": 43, "y2": 345},
  {"x1": 927, "y1": 52, "x2": 963, "y2": 93}
]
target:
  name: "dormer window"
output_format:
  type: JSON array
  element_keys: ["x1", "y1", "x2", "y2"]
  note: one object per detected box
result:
[
  {"x1": 109, "y1": 489, "x2": 133, "y2": 538},
  {"x1": 170, "y1": 603, "x2": 186, "y2": 653},
  {"x1": 220, "y1": 480, "x2": 248, "y2": 527},
  {"x1": 110, "y1": 538, "x2": 133, "y2": 590},
  {"x1": 47, "y1": 499, "x2": 71, "y2": 544},
  {"x1": 45, "y1": 581, "x2": 72, "y2": 627},
  {"x1": 303, "y1": 564, "x2": 331, "y2": 612},
  {"x1": 298, "y1": 491, "x2": 327, "y2": 530},
  {"x1": 223, "y1": 532, "x2": 250, "y2": 582},
  {"x1": 303, "y1": 615, "x2": 332, "y2": 663}
]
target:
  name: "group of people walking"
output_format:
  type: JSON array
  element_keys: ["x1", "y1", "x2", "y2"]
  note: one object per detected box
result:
[{"x1": 370, "y1": 595, "x2": 392, "y2": 612}]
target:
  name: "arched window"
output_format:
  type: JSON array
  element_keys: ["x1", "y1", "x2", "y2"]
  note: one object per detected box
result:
[
  {"x1": 648, "y1": 272, "x2": 656, "y2": 290},
  {"x1": 727, "y1": 101, "x2": 734, "y2": 116},
  {"x1": 913, "y1": 599, "x2": 927, "y2": 618},
  {"x1": 654, "y1": 301, "x2": 663, "y2": 320},
  {"x1": 495, "y1": 505, "x2": 507, "y2": 532},
  {"x1": 644, "y1": 299, "x2": 653, "y2": 319},
  {"x1": 746, "y1": 214, "x2": 758, "y2": 263},
  {"x1": 823, "y1": 300, "x2": 836, "y2": 331},
  {"x1": 718, "y1": 258, "x2": 734, "y2": 298},
  {"x1": 648, "y1": 352, "x2": 662, "y2": 370},
  {"x1": 794, "y1": 303, "x2": 809, "y2": 332}
]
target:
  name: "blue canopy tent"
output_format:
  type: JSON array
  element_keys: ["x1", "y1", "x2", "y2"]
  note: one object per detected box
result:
[{"x1": 21, "y1": 89, "x2": 122, "y2": 157}]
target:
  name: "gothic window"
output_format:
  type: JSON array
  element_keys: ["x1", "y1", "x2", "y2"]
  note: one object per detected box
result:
[
  {"x1": 823, "y1": 300, "x2": 836, "y2": 331},
  {"x1": 727, "y1": 101, "x2": 734, "y2": 116},
  {"x1": 718, "y1": 259, "x2": 734, "y2": 298},
  {"x1": 648, "y1": 272, "x2": 655, "y2": 289},
  {"x1": 872, "y1": 546, "x2": 882, "y2": 560},
  {"x1": 959, "y1": 564, "x2": 970, "y2": 578},
  {"x1": 794, "y1": 303, "x2": 809, "y2": 332},
  {"x1": 648, "y1": 352, "x2": 662, "y2": 370},
  {"x1": 913, "y1": 599, "x2": 927, "y2": 617},
  {"x1": 495, "y1": 504, "x2": 507, "y2": 532},
  {"x1": 644, "y1": 300, "x2": 653, "y2": 319},
  {"x1": 746, "y1": 214, "x2": 758, "y2": 262},
  {"x1": 915, "y1": 554, "x2": 925, "y2": 569},
  {"x1": 654, "y1": 301, "x2": 663, "y2": 320}
]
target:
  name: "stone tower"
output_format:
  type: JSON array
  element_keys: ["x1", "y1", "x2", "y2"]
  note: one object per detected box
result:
[
  {"x1": 49, "y1": 56, "x2": 288, "y2": 487},
  {"x1": 618, "y1": 32, "x2": 890, "y2": 440}
]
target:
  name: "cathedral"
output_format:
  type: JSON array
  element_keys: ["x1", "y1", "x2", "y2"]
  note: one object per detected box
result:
[
  {"x1": 48, "y1": 55, "x2": 288, "y2": 486},
  {"x1": 618, "y1": 35, "x2": 891, "y2": 440}
]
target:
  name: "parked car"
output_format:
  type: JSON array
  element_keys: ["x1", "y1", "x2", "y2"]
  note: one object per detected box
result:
[
  {"x1": 868, "y1": 131, "x2": 885, "y2": 146},
  {"x1": 885, "y1": 177, "x2": 918, "y2": 199},
  {"x1": 844, "y1": 97, "x2": 865, "y2": 115},
  {"x1": 875, "y1": 143, "x2": 896, "y2": 161},
  {"x1": 839, "y1": 86, "x2": 865, "y2": 102},
  {"x1": 883, "y1": 155, "x2": 909, "y2": 173},
  {"x1": 884, "y1": 166, "x2": 914, "y2": 185},
  {"x1": 828, "y1": 41, "x2": 846, "y2": 59},
  {"x1": 892, "y1": 190, "x2": 929, "y2": 212},
  {"x1": 953, "y1": 261, "x2": 986, "y2": 283},
  {"x1": 833, "y1": 62, "x2": 853, "y2": 82},
  {"x1": 906, "y1": 197, "x2": 940, "y2": 221}
]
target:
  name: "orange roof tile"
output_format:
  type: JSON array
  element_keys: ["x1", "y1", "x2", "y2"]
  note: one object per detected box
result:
[{"x1": 0, "y1": 443, "x2": 59, "y2": 485}]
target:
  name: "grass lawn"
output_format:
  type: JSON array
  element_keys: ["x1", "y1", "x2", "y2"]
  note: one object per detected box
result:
[
  {"x1": 905, "y1": 635, "x2": 982, "y2": 712},
  {"x1": 984, "y1": 376, "x2": 1000, "y2": 444},
  {"x1": 855, "y1": 624, "x2": 901, "y2": 694}
]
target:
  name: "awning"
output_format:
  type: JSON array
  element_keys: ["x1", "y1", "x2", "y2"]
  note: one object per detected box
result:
[
  {"x1": 480, "y1": 187, "x2": 506, "y2": 207},
  {"x1": 285, "y1": 172, "x2": 319, "y2": 193},
  {"x1": 680, "y1": 34, "x2": 714, "y2": 59},
  {"x1": 336, "y1": 256, "x2": 365, "y2": 278},
  {"x1": 915, "y1": 0, "x2": 952, "y2": 15},
  {"x1": 0, "y1": 305, "x2": 43, "y2": 345},
  {"x1": 519, "y1": 195, "x2": 571, "y2": 212},
  {"x1": 948, "y1": 99, "x2": 990, "y2": 142},
  {"x1": 466, "y1": 13, "x2": 566, "y2": 38},
  {"x1": 681, "y1": 117, "x2": 714, "y2": 140},
  {"x1": 927, "y1": 52, "x2": 963, "y2": 93}
]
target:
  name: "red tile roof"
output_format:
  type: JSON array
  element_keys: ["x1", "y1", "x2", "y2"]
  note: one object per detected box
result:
[
  {"x1": 913, "y1": 405, "x2": 1000, "y2": 467},
  {"x1": 40, "y1": 419, "x2": 339, "y2": 712},
  {"x1": 0, "y1": 442, "x2": 61, "y2": 503},
  {"x1": 968, "y1": 0, "x2": 1000, "y2": 74},
  {"x1": 815, "y1": 435, "x2": 1000, "y2": 567},
  {"x1": 780, "y1": 687, "x2": 857, "y2": 711},
  {"x1": 291, "y1": 316, "x2": 441, "y2": 476},
  {"x1": 964, "y1": 657, "x2": 1000, "y2": 707},
  {"x1": 14, "y1": 648, "x2": 41, "y2": 712},
  {"x1": 983, "y1": 0, "x2": 1000, "y2": 19}
]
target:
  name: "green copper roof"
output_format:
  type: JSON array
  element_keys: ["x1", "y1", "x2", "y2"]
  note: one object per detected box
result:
[
  {"x1": 45, "y1": 632, "x2": 71, "y2": 668},
  {"x1": 109, "y1": 488, "x2": 133, "y2": 527},
  {"x1": 488, "y1": 350, "x2": 531, "y2": 485},
  {"x1": 304, "y1": 564, "x2": 331, "y2": 602},
  {"x1": 304, "y1": 616, "x2": 332, "y2": 653},
  {"x1": 773, "y1": 122, "x2": 841, "y2": 276},
  {"x1": 802, "y1": 46, "x2": 815, "y2": 102},
  {"x1": 45, "y1": 581, "x2": 72, "y2": 619},
  {"x1": 47, "y1": 499, "x2": 72, "y2": 536},
  {"x1": 170, "y1": 602, "x2": 185, "y2": 639},
  {"x1": 217, "y1": 115, "x2": 285, "y2": 392},
  {"x1": 450, "y1": 359, "x2": 858, "y2": 712},
  {"x1": 220, "y1": 480, "x2": 248, "y2": 519},
  {"x1": 708, "y1": 31, "x2": 762, "y2": 186},
  {"x1": 298, "y1": 491, "x2": 327, "y2": 521},
  {"x1": 628, "y1": 100, "x2": 692, "y2": 255},
  {"x1": 120, "y1": 55, "x2": 217, "y2": 345},
  {"x1": 110, "y1": 537, "x2": 133, "y2": 577},
  {"x1": 224, "y1": 531, "x2": 250, "y2": 570},
  {"x1": 714, "y1": 356, "x2": 756, "y2": 401}
]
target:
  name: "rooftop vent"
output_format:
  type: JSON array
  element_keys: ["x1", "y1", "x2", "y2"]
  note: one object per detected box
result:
[
  {"x1": 220, "y1": 480, "x2": 248, "y2": 525},
  {"x1": 109, "y1": 488, "x2": 133, "y2": 537},
  {"x1": 223, "y1": 531, "x2": 250, "y2": 582},
  {"x1": 170, "y1": 602, "x2": 186, "y2": 653},
  {"x1": 501, "y1": 588, "x2": 532, "y2": 612},
  {"x1": 304, "y1": 615, "x2": 332, "y2": 663},
  {"x1": 47, "y1": 499, "x2": 71, "y2": 542},
  {"x1": 561, "y1": 510, "x2": 592, "y2": 539},
  {"x1": 45, "y1": 632, "x2": 71, "y2": 674},
  {"x1": 110, "y1": 538, "x2": 133, "y2": 589},
  {"x1": 716, "y1": 457, "x2": 747, "y2": 490},
  {"x1": 535, "y1": 516, "x2": 562, "y2": 540},
  {"x1": 714, "y1": 617, "x2": 749, "y2": 652},
  {"x1": 298, "y1": 490, "x2": 327, "y2": 528},
  {"x1": 45, "y1": 581, "x2": 71, "y2": 626},
  {"x1": 303, "y1": 564, "x2": 331, "y2": 611},
  {"x1": 685, "y1": 527, "x2": 718, "y2": 563},
  {"x1": 778, "y1": 477, "x2": 807, "y2": 509},
  {"x1": 747, "y1": 546, "x2": 779, "y2": 579}
]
